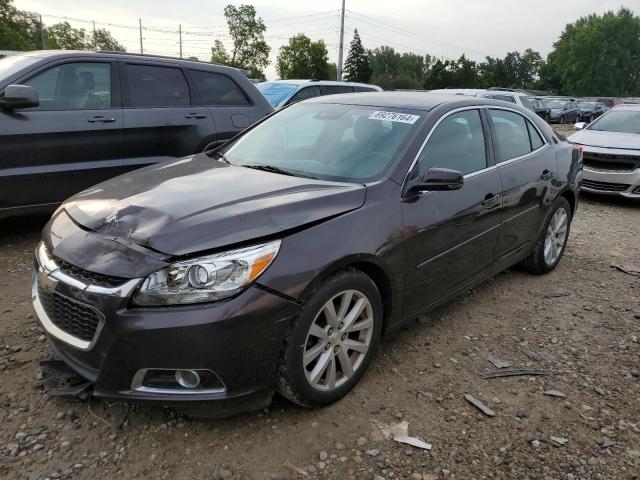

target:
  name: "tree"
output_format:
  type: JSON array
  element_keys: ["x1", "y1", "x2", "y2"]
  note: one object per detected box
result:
[
  {"x1": 276, "y1": 34, "x2": 330, "y2": 79},
  {"x1": 0, "y1": 0, "x2": 40, "y2": 50},
  {"x1": 548, "y1": 7, "x2": 640, "y2": 96},
  {"x1": 210, "y1": 39, "x2": 230, "y2": 65},
  {"x1": 44, "y1": 21, "x2": 89, "y2": 50},
  {"x1": 92, "y1": 28, "x2": 125, "y2": 51},
  {"x1": 223, "y1": 4, "x2": 270, "y2": 78},
  {"x1": 343, "y1": 29, "x2": 370, "y2": 83}
]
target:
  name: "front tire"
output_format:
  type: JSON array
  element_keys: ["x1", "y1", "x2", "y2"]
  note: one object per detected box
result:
[
  {"x1": 522, "y1": 197, "x2": 572, "y2": 275},
  {"x1": 277, "y1": 270, "x2": 383, "y2": 407}
]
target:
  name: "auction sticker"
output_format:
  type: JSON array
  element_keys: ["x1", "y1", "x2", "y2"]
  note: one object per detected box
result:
[{"x1": 369, "y1": 111, "x2": 420, "y2": 124}]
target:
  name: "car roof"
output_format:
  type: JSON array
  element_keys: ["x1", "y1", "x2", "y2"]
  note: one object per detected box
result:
[
  {"x1": 304, "y1": 91, "x2": 513, "y2": 112},
  {"x1": 612, "y1": 103, "x2": 640, "y2": 111},
  {"x1": 262, "y1": 79, "x2": 382, "y2": 89}
]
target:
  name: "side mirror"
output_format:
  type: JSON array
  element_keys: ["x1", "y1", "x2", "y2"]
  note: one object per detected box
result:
[
  {"x1": 407, "y1": 167, "x2": 464, "y2": 196},
  {"x1": 574, "y1": 122, "x2": 587, "y2": 130},
  {"x1": 0, "y1": 85, "x2": 39, "y2": 110}
]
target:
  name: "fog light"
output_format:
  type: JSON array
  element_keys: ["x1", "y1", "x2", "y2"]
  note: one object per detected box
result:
[{"x1": 175, "y1": 369, "x2": 201, "y2": 389}]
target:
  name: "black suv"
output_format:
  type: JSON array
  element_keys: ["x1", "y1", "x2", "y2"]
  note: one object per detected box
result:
[{"x1": 0, "y1": 51, "x2": 273, "y2": 219}]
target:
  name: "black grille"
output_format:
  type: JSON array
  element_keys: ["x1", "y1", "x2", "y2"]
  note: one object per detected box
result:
[
  {"x1": 38, "y1": 286, "x2": 101, "y2": 342},
  {"x1": 55, "y1": 258, "x2": 127, "y2": 288},
  {"x1": 583, "y1": 152, "x2": 640, "y2": 172},
  {"x1": 582, "y1": 179, "x2": 631, "y2": 192}
]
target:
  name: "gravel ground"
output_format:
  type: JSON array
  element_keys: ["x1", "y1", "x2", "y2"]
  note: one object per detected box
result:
[{"x1": 1, "y1": 129, "x2": 639, "y2": 479}]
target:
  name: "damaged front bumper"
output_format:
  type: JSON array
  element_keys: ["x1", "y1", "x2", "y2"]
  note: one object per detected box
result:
[{"x1": 32, "y1": 231, "x2": 300, "y2": 409}]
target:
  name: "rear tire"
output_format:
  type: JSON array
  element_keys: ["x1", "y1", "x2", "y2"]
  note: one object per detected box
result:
[
  {"x1": 277, "y1": 270, "x2": 383, "y2": 407},
  {"x1": 522, "y1": 197, "x2": 572, "y2": 275}
]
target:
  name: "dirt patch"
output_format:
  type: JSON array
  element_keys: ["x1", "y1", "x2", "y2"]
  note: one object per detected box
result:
[{"x1": 1, "y1": 191, "x2": 639, "y2": 479}]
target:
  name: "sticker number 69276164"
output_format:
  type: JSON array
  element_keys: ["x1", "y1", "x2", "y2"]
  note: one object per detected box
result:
[{"x1": 368, "y1": 111, "x2": 421, "y2": 124}]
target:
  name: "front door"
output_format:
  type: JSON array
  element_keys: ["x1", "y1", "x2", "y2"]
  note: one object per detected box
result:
[
  {"x1": 0, "y1": 60, "x2": 122, "y2": 210},
  {"x1": 401, "y1": 108, "x2": 502, "y2": 317},
  {"x1": 120, "y1": 62, "x2": 215, "y2": 171}
]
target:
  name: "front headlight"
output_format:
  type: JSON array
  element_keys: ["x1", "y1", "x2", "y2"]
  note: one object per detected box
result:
[{"x1": 132, "y1": 240, "x2": 281, "y2": 306}]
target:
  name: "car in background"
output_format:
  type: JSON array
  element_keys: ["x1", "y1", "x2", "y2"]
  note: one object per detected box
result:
[
  {"x1": 0, "y1": 50, "x2": 273, "y2": 219},
  {"x1": 432, "y1": 89, "x2": 549, "y2": 120},
  {"x1": 541, "y1": 98, "x2": 579, "y2": 123},
  {"x1": 257, "y1": 80, "x2": 382, "y2": 109},
  {"x1": 577, "y1": 101, "x2": 608, "y2": 123},
  {"x1": 569, "y1": 104, "x2": 640, "y2": 199},
  {"x1": 522, "y1": 97, "x2": 551, "y2": 121}
]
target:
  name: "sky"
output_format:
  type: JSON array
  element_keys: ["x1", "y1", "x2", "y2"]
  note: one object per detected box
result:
[{"x1": 13, "y1": 0, "x2": 633, "y2": 79}]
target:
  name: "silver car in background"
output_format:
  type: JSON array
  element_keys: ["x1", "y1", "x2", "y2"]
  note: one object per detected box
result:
[{"x1": 569, "y1": 104, "x2": 640, "y2": 198}]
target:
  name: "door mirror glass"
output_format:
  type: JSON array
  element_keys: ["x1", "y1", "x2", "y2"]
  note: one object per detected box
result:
[
  {"x1": 574, "y1": 122, "x2": 587, "y2": 130},
  {"x1": 407, "y1": 167, "x2": 464, "y2": 195},
  {"x1": 0, "y1": 84, "x2": 39, "y2": 109}
]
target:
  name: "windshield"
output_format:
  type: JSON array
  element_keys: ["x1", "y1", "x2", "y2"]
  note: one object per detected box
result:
[
  {"x1": 0, "y1": 55, "x2": 41, "y2": 83},
  {"x1": 547, "y1": 100, "x2": 568, "y2": 109},
  {"x1": 220, "y1": 103, "x2": 420, "y2": 182},
  {"x1": 579, "y1": 102, "x2": 596, "y2": 109},
  {"x1": 588, "y1": 110, "x2": 640, "y2": 134},
  {"x1": 256, "y1": 82, "x2": 298, "y2": 107}
]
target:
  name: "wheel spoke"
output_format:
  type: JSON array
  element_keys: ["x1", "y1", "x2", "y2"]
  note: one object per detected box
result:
[
  {"x1": 325, "y1": 356, "x2": 337, "y2": 389},
  {"x1": 309, "y1": 349, "x2": 332, "y2": 385},
  {"x1": 555, "y1": 212, "x2": 567, "y2": 232},
  {"x1": 347, "y1": 317, "x2": 373, "y2": 333},
  {"x1": 322, "y1": 301, "x2": 339, "y2": 328},
  {"x1": 336, "y1": 291, "x2": 353, "y2": 321},
  {"x1": 304, "y1": 341, "x2": 326, "y2": 367},
  {"x1": 309, "y1": 323, "x2": 328, "y2": 341},
  {"x1": 343, "y1": 297, "x2": 366, "y2": 330},
  {"x1": 337, "y1": 347, "x2": 354, "y2": 378},
  {"x1": 343, "y1": 339, "x2": 368, "y2": 353}
]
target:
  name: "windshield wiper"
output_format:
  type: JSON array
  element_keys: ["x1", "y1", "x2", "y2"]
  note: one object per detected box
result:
[{"x1": 242, "y1": 164, "x2": 297, "y2": 177}]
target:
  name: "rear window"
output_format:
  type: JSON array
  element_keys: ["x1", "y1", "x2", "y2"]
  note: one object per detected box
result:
[
  {"x1": 257, "y1": 82, "x2": 298, "y2": 107},
  {"x1": 190, "y1": 70, "x2": 249, "y2": 106},
  {"x1": 126, "y1": 64, "x2": 190, "y2": 107}
]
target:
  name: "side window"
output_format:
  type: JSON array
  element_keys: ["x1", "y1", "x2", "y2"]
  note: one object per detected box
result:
[
  {"x1": 353, "y1": 86, "x2": 376, "y2": 92},
  {"x1": 22, "y1": 62, "x2": 111, "y2": 110},
  {"x1": 126, "y1": 64, "x2": 189, "y2": 107},
  {"x1": 527, "y1": 121, "x2": 545, "y2": 150},
  {"x1": 493, "y1": 94, "x2": 516, "y2": 103},
  {"x1": 489, "y1": 109, "x2": 532, "y2": 162},
  {"x1": 189, "y1": 70, "x2": 249, "y2": 106},
  {"x1": 415, "y1": 109, "x2": 487, "y2": 177},
  {"x1": 289, "y1": 86, "x2": 321, "y2": 104},
  {"x1": 322, "y1": 85, "x2": 353, "y2": 95}
]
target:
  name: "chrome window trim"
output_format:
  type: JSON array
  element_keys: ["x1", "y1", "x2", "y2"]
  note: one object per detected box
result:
[
  {"x1": 402, "y1": 106, "x2": 491, "y2": 191},
  {"x1": 131, "y1": 368, "x2": 226, "y2": 395}
]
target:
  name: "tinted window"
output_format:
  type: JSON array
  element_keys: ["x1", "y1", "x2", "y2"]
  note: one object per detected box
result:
[
  {"x1": 126, "y1": 64, "x2": 189, "y2": 107},
  {"x1": 493, "y1": 94, "x2": 516, "y2": 103},
  {"x1": 289, "y1": 86, "x2": 321, "y2": 104},
  {"x1": 323, "y1": 85, "x2": 353, "y2": 95},
  {"x1": 489, "y1": 110, "x2": 532, "y2": 162},
  {"x1": 415, "y1": 109, "x2": 487, "y2": 176},
  {"x1": 22, "y1": 62, "x2": 111, "y2": 110},
  {"x1": 353, "y1": 86, "x2": 377, "y2": 92},
  {"x1": 527, "y1": 121, "x2": 544, "y2": 150},
  {"x1": 190, "y1": 70, "x2": 248, "y2": 106}
]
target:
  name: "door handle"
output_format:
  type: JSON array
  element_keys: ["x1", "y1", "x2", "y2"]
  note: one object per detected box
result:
[
  {"x1": 88, "y1": 115, "x2": 115, "y2": 123},
  {"x1": 185, "y1": 113, "x2": 208, "y2": 119},
  {"x1": 540, "y1": 169, "x2": 554, "y2": 180},
  {"x1": 481, "y1": 193, "x2": 500, "y2": 208}
]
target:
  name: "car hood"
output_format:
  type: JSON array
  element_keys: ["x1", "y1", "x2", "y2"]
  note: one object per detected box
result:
[
  {"x1": 568, "y1": 130, "x2": 640, "y2": 150},
  {"x1": 63, "y1": 154, "x2": 366, "y2": 256}
]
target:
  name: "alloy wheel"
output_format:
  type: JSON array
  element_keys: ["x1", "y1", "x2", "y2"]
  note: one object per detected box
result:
[
  {"x1": 544, "y1": 207, "x2": 569, "y2": 266},
  {"x1": 303, "y1": 290, "x2": 374, "y2": 391}
]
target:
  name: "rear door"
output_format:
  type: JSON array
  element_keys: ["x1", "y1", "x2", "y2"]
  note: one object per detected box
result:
[
  {"x1": 401, "y1": 107, "x2": 502, "y2": 316},
  {"x1": 488, "y1": 108, "x2": 556, "y2": 262},
  {"x1": 120, "y1": 62, "x2": 215, "y2": 171},
  {"x1": 0, "y1": 59, "x2": 123, "y2": 210},
  {"x1": 187, "y1": 68, "x2": 267, "y2": 147}
]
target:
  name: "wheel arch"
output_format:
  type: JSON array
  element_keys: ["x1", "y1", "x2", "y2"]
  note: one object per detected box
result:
[{"x1": 559, "y1": 188, "x2": 577, "y2": 216}]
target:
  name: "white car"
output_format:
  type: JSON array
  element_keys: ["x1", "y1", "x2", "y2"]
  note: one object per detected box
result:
[{"x1": 568, "y1": 104, "x2": 640, "y2": 198}]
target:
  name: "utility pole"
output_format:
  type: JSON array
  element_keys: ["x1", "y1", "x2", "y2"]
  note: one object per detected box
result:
[
  {"x1": 179, "y1": 24, "x2": 182, "y2": 58},
  {"x1": 139, "y1": 18, "x2": 143, "y2": 54},
  {"x1": 39, "y1": 15, "x2": 45, "y2": 49},
  {"x1": 337, "y1": 0, "x2": 346, "y2": 81},
  {"x1": 92, "y1": 21, "x2": 97, "y2": 50}
]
